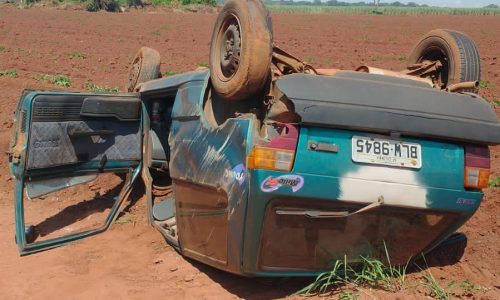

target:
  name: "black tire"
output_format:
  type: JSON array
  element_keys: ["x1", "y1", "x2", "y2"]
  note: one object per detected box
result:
[
  {"x1": 408, "y1": 29, "x2": 481, "y2": 92},
  {"x1": 127, "y1": 47, "x2": 161, "y2": 92},
  {"x1": 209, "y1": 0, "x2": 273, "y2": 101}
]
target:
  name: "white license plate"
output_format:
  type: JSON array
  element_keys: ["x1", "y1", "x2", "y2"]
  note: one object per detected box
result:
[{"x1": 351, "y1": 136, "x2": 422, "y2": 169}]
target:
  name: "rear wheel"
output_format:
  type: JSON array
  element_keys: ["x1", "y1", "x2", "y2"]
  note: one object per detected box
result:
[
  {"x1": 127, "y1": 47, "x2": 161, "y2": 92},
  {"x1": 209, "y1": 0, "x2": 273, "y2": 101},
  {"x1": 407, "y1": 29, "x2": 481, "y2": 92}
]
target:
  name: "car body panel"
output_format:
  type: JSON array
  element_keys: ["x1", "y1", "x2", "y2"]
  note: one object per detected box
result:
[
  {"x1": 239, "y1": 126, "x2": 482, "y2": 276},
  {"x1": 277, "y1": 73, "x2": 500, "y2": 145},
  {"x1": 9, "y1": 91, "x2": 143, "y2": 255}
]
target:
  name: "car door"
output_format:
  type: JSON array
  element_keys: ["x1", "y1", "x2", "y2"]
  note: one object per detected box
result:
[{"x1": 9, "y1": 91, "x2": 144, "y2": 255}]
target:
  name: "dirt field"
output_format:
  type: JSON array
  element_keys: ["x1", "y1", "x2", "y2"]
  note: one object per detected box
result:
[{"x1": 0, "y1": 5, "x2": 499, "y2": 299}]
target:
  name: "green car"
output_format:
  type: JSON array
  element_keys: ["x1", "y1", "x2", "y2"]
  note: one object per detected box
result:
[{"x1": 9, "y1": 0, "x2": 500, "y2": 276}]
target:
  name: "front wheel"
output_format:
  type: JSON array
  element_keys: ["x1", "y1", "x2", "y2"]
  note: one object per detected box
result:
[{"x1": 407, "y1": 29, "x2": 481, "y2": 92}]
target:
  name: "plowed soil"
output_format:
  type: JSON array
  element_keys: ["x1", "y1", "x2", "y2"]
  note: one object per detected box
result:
[{"x1": 0, "y1": 5, "x2": 499, "y2": 299}]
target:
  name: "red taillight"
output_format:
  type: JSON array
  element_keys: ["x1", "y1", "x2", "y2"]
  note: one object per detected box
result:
[
  {"x1": 247, "y1": 124, "x2": 299, "y2": 172},
  {"x1": 464, "y1": 145, "x2": 490, "y2": 190}
]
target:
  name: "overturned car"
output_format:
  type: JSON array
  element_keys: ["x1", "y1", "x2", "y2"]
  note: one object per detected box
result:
[{"x1": 9, "y1": 0, "x2": 500, "y2": 276}]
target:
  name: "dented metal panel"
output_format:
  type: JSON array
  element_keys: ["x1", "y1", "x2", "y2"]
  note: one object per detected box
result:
[{"x1": 168, "y1": 76, "x2": 258, "y2": 273}]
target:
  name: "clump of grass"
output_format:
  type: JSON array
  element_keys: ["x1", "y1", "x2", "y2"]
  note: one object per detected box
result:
[
  {"x1": 339, "y1": 290, "x2": 359, "y2": 300},
  {"x1": 163, "y1": 70, "x2": 177, "y2": 76},
  {"x1": 0, "y1": 45, "x2": 5, "y2": 52},
  {"x1": 423, "y1": 271, "x2": 448, "y2": 299},
  {"x1": 448, "y1": 280, "x2": 486, "y2": 296},
  {"x1": 0, "y1": 69, "x2": 18, "y2": 78},
  {"x1": 479, "y1": 80, "x2": 494, "y2": 89},
  {"x1": 65, "y1": 51, "x2": 86, "y2": 59},
  {"x1": 197, "y1": 63, "x2": 209, "y2": 68},
  {"x1": 488, "y1": 176, "x2": 500, "y2": 188},
  {"x1": 297, "y1": 242, "x2": 408, "y2": 295},
  {"x1": 82, "y1": 81, "x2": 120, "y2": 93},
  {"x1": 37, "y1": 74, "x2": 71, "y2": 87}
]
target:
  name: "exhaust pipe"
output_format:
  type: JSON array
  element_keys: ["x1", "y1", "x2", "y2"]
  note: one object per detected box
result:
[{"x1": 445, "y1": 81, "x2": 479, "y2": 93}]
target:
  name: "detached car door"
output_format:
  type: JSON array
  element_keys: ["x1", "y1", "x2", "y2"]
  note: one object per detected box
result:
[{"x1": 9, "y1": 91, "x2": 143, "y2": 255}]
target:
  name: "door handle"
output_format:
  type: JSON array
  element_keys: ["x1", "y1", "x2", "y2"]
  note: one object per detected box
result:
[{"x1": 276, "y1": 196, "x2": 384, "y2": 219}]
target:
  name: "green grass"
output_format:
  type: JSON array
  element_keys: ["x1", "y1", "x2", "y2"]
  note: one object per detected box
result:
[
  {"x1": 489, "y1": 176, "x2": 500, "y2": 188},
  {"x1": 297, "y1": 243, "x2": 408, "y2": 295},
  {"x1": 423, "y1": 271, "x2": 449, "y2": 300},
  {"x1": 479, "y1": 80, "x2": 494, "y2": 89},
  {"x1": 0, "y1": 45, "x2": 5, "y2": 52},
  {"x1": 163, "y1": 70, "x2": 178, "y2": 76},
  {"x1": 65, "y1": 51, "x2": 86, "y2": 59},
  {"x1": 37, "y1": 74, "x2": 71, "y2": 87},
  {"x1": 198, "y1": 63, "x2": 209, "y2": 68},
  {"x1": 448, "y1": 280, "x2": 486, "y2": 295},
  {"x1": 82, "y1": 81, "x2": 120, "y2": 93},
  {"x1": 0, "y1": 69, "x2": 18, "y2": 78},
  {"x1": 266, "y1": 5, "x2": 500, "y2": 16},
  {"x1": 338, "y1": 290, "x2": 359, "y2": 300}
]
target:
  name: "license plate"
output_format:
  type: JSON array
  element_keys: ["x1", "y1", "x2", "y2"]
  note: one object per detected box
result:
[{"x1": 351, "y1": 136, "x2": 422, "y2": 169}]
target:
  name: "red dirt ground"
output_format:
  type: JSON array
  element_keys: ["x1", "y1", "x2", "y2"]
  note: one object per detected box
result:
[{"x1": 0, "y1": 5, "x2": 499, "y2": 299}]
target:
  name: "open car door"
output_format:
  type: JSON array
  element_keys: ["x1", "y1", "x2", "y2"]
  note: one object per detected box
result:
[{"x1": 9, "y1": 91, "x2": 143, "y2": 255}]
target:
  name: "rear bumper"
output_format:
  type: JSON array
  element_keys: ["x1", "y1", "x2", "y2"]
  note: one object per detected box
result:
[{"x1": 241, "y1": 170, "x2": 482, "y2": 276}]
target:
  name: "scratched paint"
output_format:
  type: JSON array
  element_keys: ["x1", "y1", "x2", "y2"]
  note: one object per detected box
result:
[{"x1": 339, "y1": 165, "x2": 428, "y2": 208}]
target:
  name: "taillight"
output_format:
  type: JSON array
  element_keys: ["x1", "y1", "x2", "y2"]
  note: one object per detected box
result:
[
  {"x1": 247, "y1": 124, "x2": 299, "y2": 172},
  {"x1": 464, "y1": 145, "x2": 490, "y2": 190}
]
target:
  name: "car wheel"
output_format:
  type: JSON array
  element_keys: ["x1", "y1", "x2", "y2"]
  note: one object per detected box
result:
[
  {"x1": 127, "y1": 47, "x2": 161, "y2": 92},
  {"x1": 209, "y1": 0, "x2": 273, "y2": 101},
  {"x1": 407, "y1": 29, "x2": 481, "y2": 92}
]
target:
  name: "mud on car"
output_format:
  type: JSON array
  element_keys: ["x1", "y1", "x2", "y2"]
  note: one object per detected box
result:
[{"x1": 8, "y1": 0, "x2": 500, "y2": 276}]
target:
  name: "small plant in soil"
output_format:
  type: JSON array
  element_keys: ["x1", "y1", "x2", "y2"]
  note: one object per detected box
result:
[
  {"x1": 0, "y1": 69, "x2": 18, "y2": 78},
  {"x1": 37, "y1": 74, "x2": 71, "y2": 87},
  {"x1": 488, "y1": 176, "x2": 500, "y2": 188},
  {"x1": 422, "y1": 271, "x2": 448, "y2": 300},
  {"x1": 338, "y1": 290, "x2": 359, "y2": 300},
  {"x1": 448, "y1": 280, "x2": 486, "y2": 296},
  {"x1": 479, "y1": 80, "x2": 494, "y2": 89},
  {"x1": 0, "y1": 45, "x2": 5, "y2": 52},
  {"x1": 82, "y1": 81, "x2": 119, "y2": 93},
  {"x1": 163, "y1": 70, "x2": 178, "y2": 76},
  {"x1": 66, "y1": 51, "x2": 86, "y2": 59},
  {"x1": 296, "y1": 242, "x2": 408, "y2": 296}
]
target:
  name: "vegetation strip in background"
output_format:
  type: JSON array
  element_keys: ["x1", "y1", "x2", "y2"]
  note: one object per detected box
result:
[{"x1": 266, "y1": 4, "x2": 500, "y2": 16}]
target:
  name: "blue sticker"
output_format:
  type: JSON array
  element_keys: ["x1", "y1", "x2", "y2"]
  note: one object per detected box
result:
[
  {"x1": 222, "y1": 164, "x2": 246, "y2": 186},
  {"x1": 456, "y1": 198, "x2": 476, "y2": 206},
  {"x1": 260, "y1": 175, "x2": 304, "y2": 193}
]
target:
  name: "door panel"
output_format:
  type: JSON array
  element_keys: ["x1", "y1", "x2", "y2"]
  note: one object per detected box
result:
[
  {"x1": 27, "y1": 120, "x2": 141, "y2": 169},
  {"x1": 10, "y1": 91, "x2": 143, "y2": 255}
]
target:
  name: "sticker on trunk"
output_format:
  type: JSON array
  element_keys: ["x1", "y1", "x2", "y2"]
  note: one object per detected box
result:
[{"x1": 260, "y1": 175, "x2": 304, "y2": 193}]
